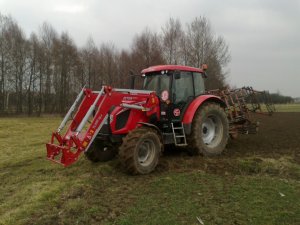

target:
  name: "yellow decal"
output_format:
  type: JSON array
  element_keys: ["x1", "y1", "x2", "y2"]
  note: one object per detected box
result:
[
  {"x1": 82, "y1": 141, "x2": 88, "y2": 147},
  {"x1": 151, "y1": 97, "x2": 155, "y2": 104}
]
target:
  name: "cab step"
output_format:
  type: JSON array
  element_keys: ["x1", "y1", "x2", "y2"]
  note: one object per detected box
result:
[{"x1": 171, "y1": 122, "x2": 187, "y2": 146}]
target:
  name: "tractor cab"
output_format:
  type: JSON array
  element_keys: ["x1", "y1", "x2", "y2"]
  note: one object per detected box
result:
[{"x1": 141, "y1": 65, "x2": 207, "y2": 123}]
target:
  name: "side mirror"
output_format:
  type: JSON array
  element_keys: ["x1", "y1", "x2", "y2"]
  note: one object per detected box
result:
[
  {"x1": 174, "y1": 70, "x2": 181, "y2": 79},
  {"x1": 129, "y1": 70, "x2": 135, "y2": 89}
]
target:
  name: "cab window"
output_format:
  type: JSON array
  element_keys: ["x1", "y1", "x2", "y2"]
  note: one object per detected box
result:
[
  {"x1": 143, "y1": 73, "x2": 171, "y2": 98},
  {"x1": 173, "y1": 71, "x2": 194, "y2": 103},
  {"x1": 193, "y1": 72, "x2": 205, "y2": 96}
]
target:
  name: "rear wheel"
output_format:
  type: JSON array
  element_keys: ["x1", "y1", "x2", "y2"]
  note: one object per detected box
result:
[
  {"x1": 85, "y1": 139, "x2": 117, "y2": 162},
  {"x1": 188, "y1": 102, "x2": 229, "y2": 156},
  {"x1": 119, "y1": 127, "x2": 162, "y2": 175}
]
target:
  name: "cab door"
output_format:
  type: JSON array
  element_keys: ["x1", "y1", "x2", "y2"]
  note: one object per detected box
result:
[
  {"x1": 169, "y1": 71, "x2": 195, "y2": 120},
  {"x1": 169, "y1": 71, "x2": 206, "y2": 121}
]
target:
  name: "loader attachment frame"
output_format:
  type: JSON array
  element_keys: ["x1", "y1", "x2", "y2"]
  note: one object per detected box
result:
[
  {"x1": 46, "y1": 86, "x2": 109, "y2": 166},
  {"x1": 46, "y1": 86, "x2": 159, "y2": 166}
]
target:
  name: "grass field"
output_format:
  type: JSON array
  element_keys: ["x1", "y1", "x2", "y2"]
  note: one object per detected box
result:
[
  {"x1": 258, "y1": 103, "x2": 300, "y2": 113},
  {"x1": 0, "y1": 114, "x2": 299, "y2": 225},
  {"x1": 274, "y1": 103, "x2": 300, "y2": 112}
]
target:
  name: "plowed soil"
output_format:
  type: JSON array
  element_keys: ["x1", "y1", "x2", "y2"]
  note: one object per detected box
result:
[{"x1": 157, "y1": 112, "x2": 300, "y2": 176}]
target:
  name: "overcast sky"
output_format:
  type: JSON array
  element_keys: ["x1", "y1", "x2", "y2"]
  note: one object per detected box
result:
[{"x1": 1, "y1": 0, "x2": 299, "y2": 97}]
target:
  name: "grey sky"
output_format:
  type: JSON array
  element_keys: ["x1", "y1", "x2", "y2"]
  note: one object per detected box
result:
[{"x1": 1, "y1": 0, "x2": 299, "y2": 97}]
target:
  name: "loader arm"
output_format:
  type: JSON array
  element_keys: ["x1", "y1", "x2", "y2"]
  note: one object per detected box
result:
[{"x1": 46, "y1": 86, "x2": 159, "y2": 166}]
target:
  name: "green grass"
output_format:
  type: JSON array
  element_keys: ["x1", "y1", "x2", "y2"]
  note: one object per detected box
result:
[
  {"x1": 114, "y1": 173, "x2": 299, "y2": 225},
  {"x1": 0, "y1": 117, "x2": 299, "y2": 225},
  {"x1": 274, "y1": 104, "x2": 300, "y2": 112},
  {"x1": 258, "y1": 103, "x2": 300, "y2": 113}
]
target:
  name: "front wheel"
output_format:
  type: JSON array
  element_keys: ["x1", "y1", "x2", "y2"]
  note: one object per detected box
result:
[
  {"x1": 119, "y1": 127, "x2": 162, "y2": 175},
  {"x1": 187, "y1": 102, "x2": 229, "y2": 156}
]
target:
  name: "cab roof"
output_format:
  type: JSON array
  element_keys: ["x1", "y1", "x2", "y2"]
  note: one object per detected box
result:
[{"x1": 141, "y1": 65, "x2": 204, "y2": 74}]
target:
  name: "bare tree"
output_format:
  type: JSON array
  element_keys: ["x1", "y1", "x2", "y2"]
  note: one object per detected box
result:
[
  {"x1": 5, "y1": 19, "x2": 28, "y2": 113},
  {"x1": 184, "y1": 16, "x2": 230, "y2": 88},
  {"x1": 186, "y1": 16, "x2": 213, "y2": 67},
  {"x1": 161, "y1": 18, "x2": 183, "y2": 64},
  {"x1": 179, "y1": 32, "x2": 189, "y2": 65},
  {"x1": 26, "y1": 33, "x2": 39, "y2": 115},
  {"x1": 131, "y1": 28, "x2": 165, "y2": 72},
  {"x1": 99, "y1": 42, "x2": 118, "y2": 87},
  {"x1": 80, "y1": 37, "x2": 98, "y2": 88},
  {"x1": 52, "y1": 32, "x2": 78, "y2": 113},
  {"x1": 38, "y1": 22, "x2": 57, "y2": 113},
  {"x1": 116, "y1": 50, "x2": 132, "y2": 88},
  {"x1": 0, "y1": 13, "x2": 12, "y2": 113},
  {"x1": 211, "y1": 36, "x2": 231, "y2": 67}
]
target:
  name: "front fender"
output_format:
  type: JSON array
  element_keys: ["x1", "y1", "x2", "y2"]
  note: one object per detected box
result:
[{"x1": 182, "y1": 95, "x2": 225, "y2": 126}]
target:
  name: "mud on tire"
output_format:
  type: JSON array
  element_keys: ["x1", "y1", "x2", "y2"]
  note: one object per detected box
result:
[
  {"x1": 119, "y1": 127, "x2": 162, "y2": 175},
  {"x1": 187, "y1": 102, "x2": 229, "y2": 156}
]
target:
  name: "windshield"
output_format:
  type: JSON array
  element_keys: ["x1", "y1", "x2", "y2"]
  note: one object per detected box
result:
[{"x1": 143, "y1": 73, "x2": 171, "y2": 97}]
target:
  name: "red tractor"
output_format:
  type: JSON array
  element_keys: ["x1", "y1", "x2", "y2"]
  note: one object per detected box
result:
[{"x1": 46, "y1": 65, "x2": 273, "y2": 174}]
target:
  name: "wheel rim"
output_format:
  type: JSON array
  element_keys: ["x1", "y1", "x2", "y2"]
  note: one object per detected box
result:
[
  {"x1": 138, "y1": 139, "x2": 156, "y2": 166},
  {"x1": 202, "y1": 115, "x2": 223, "y2": 147}
]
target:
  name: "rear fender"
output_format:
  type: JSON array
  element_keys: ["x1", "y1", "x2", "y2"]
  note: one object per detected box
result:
[{"x1": 182, "y1": 95, "x2": 226, "y2": 134}]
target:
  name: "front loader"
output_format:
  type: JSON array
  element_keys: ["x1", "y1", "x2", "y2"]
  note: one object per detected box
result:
[{"x1": 46, "y1": 65, "x2": 274, "y2": 174}]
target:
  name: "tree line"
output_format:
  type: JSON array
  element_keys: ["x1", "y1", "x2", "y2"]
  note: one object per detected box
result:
[
  {"x1": 0, "y1": 14, "x2": 230, "y2": 115},
  {"x1": 269, "y1": 93, "x2": 294, "y2": 104}
]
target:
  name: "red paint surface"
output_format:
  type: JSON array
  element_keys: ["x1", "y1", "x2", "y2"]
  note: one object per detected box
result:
[{"x1": 141, "y1": 65, "x2": 204, "y2": 74}]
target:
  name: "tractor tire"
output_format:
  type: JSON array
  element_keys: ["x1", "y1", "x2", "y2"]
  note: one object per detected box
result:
[
  {"x1": 85, "y1": 139, "x2": 117, "y2": 162},
  {"x1": 119, "y1": 127, "x2": 162, "y2": 175},
  {"x1": 187, "y1": 102, "x2": 229, "y2": 156}
]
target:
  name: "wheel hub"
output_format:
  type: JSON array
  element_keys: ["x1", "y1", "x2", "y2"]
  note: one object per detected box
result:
[
  {"x1": 138, "y1": 140, "x2": 155, "y2": 166},
  {"x1": 202, "y1": 117, "x2": 216, "y2": 145}
]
